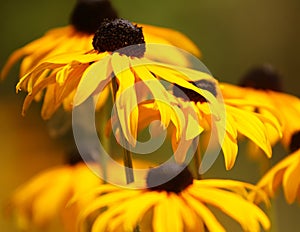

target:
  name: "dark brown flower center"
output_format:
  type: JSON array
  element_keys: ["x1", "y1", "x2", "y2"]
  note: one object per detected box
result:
[
  {"x1": 65, "y1": 149, "x2": 84, "y2": 165},
  {"x1": 92, "y1": 18, "x2": 145, "y2": 57},
  {"x1": 146, "y1": 163, "x2": 193, "y2": 193},
  {"x1": 289, "y1": 131, "x2": 300, "y2": 153},
  {"x1": 239, "y1": 64, "x2": 283, "y2": 92},
  {"x1": 70, "y1": 0, "x2": 118, "y2": 34},
  {"x1": 173, "y1": 79, "x2": 217, "y2": 103}
]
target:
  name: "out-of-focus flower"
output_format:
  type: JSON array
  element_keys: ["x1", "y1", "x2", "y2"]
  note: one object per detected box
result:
[
  {"x1": 250, "y1": 131, "x2": 300, "y2": 204},
  {"x1": 7, "y1": 149, "x2": 154, "y2": 232},
  {"x1": 74, "y1": 163, "x2": 270, "y2": 232},
  {"x1": 7, "y1": 161, "x2": 101, "y2": 231},
  {"x1": 221, "y1": 64, "x2": 300, "y2": 149}
]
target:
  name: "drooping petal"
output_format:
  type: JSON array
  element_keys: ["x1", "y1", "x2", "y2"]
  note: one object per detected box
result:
[
  {"x1": 111, "y1": 53, "x2": 138, "y2": 146},
  {"x1": 226, "y1": 105, "x2": 272, "y2": 158},
  {"x1": 73, "y1": 54, "x2": 111, "y2": 106},
  {"x1": 130, "y1": 58, "x2": 172, "y2": 130},
  {"x1": 282, "y1": 153, "x2": 300, "y2": 203},
  {"x1": 222, "y1": 132, "x2": 238, "y2": 170}
]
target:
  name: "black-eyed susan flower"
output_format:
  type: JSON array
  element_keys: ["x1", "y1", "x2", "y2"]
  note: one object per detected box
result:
[
  {"x1": 7, "y1": 149, "x2": 154, "y2": 231},
  {"x1": 220, "y1": 64, "x2": 300, "y2": 149},
  {"x1": 171, "y1": 78, "x2": 282, "y2": 170},
  {"x1": 105, "y1": 68, "x2": 282, "y2": 169},
  {"x1": 7, "y1": 161, "x2": 102, "y2": 231},
  {"x1": 13, "y1": 17, "x2": 203, "y2": 123},
  {"x1": 15, "y1": 18, "x2": 212, "y2": 154},
  {"x1": 74, "y1": 163, "x2": 270, "y2": 232},
  {"x1": 1, "y1": 0, "x2": 200, "y2": 79},
  {"x1": 250, "y1": 131, "x2": 300, "y2": 204}
]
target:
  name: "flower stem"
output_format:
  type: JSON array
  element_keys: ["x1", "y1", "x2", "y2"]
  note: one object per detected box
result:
[
  {"x1": 111, "y1": 76, "x2": 135, "y2": 184},
  {"x1": 193, "y1": 139, "x2": 202, "y2": 180}
]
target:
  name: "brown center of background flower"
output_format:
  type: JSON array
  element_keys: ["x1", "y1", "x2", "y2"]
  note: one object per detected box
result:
[
  {"x1": 70, "y1": 0, "x2": 118, "y2": 34},
  {"x1": 289, "y1": 130, "x2": 300, "y2": 153},
  {"x1": 239, "y1": 64, "x2": 283, "y2": 92}
]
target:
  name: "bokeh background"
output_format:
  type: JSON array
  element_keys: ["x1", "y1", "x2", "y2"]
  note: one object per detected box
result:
[{"x1": 0, "y1": 0, "x2": 299, "y2": 231}]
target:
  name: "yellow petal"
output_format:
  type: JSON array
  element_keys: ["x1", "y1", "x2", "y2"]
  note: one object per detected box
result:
[
  {"x1": 112, "y1": 53, "x2": 138, "y2": 146},
  {"x1": 185, "y1": 110, "x2": 204, "y2": 140},
  {"x1": 152, "y1": 192, "x2": 169, "y2": 232},
  {"x1": 78, "y1": 189, "x2": 141, "y2": 228},
  {"x1": 123, "y1": 192, "x2": 164, "y2": 231},
  {"x1": 41, "y1": 84, "x2": 60, "y2": 119},
  {"x1": 226, "y1": 105, "x2": 272, "y2": 158},
  {"x1": 175, "y1": 193, "x2": 204, "y2": 232},
  {"x1": 45, "y1": 51, "x2": 105, "y2": 64},
  {"x1": 21, "y1": 76, "x2": 56, "y2": 117},
  {"x1": 74, "y1": 55, "x2": 111, "y2": 106},
  {"x1": 32, "y1": 170, "x2": 72, "y2": 226},
  {"x1": 283, "y1": 154, "x2": 300, "y2": 203},
  {"x1": 130, "y1": 58, "x2": 171, "y2": 129},
  {"x1": 222, "y1": 132, "x2": 238, "y2": 170},
  {"x1": 181, "y1": 191, "x2": 226, "y2": 232},
  {"x1": 165, "y1": 193, "x2": 184, "y2": 232},
  {"x1": 189, "y1": 186, "x2": 270, "y2": 231}
]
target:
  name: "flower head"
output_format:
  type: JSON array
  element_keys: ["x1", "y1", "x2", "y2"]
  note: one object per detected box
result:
[
  {"x1": 75, "y1": 163, "x2": 270, "y2": 232},
  {"x1": 15, "y1": 19, "x2": 212, "y2": 159},
  {"x1": 221, "y1": 65, "x2": 300, "y2": 149},
  {"x1": 250, "y1": 131, "x2": 300, "y2": 204},
  {"x1": 7, "y1": 162, "x2": 101, "y2": 231},
  {"x1": 169, "y1": 78, "x2": 282, "y2": 169}
]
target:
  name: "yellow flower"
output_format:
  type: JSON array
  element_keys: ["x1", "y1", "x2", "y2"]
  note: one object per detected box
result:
[
  {"x1": 105, "y1": 74, "x2": 281, "y2": 169},
  {"x1": 15, "y1": 18, "x2": 212, "y2": 154},
  {"x1": 7, "y1": 162, "x2": 101, "y2": 231},
  {"x1": 1, "y1": 1, "x2": 200, "y2": 79},
  {"x1": 7, "y1": 152, "x2": 154, "y2": 231},
  {"x1": 75, "y1": 163, "x2": 270, "y2": 232},
  {"x1": 250, "y1": 132, "x2": 300, "y2": 204},
  {"x1": 170, "y1": 79, "x2": 282, "y2": 169},
  {"x1": 13, "y1": 18, "x2": 203, "y2": 123},
  {"x1": 221, "y1": 65, "x2": 300, "y2": 149}
]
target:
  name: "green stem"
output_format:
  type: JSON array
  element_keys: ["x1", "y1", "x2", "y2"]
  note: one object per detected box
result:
[
  {"x1": 111, "y1": 76, "x2": 135, "y2": 184},
  {"x1": 194, "y1": 139, "x2": 202, "y2": 180}
]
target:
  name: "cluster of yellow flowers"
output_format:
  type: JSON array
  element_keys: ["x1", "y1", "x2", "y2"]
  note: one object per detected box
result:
[{"x1": 2, "y1": 0, "x2": 300, "y2": 232}]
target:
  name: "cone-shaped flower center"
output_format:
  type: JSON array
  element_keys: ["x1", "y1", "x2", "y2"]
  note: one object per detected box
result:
[
  {"x1": 173, "y1": 79, "x2": 217, "y2": 103},
  {"x1": 70, "y1": 0, "x2": 118, "y2": 34},
  {"x1": 146, "y1": 163, "x2": 193, "y2": 193},
  {"x1": 239, "y1": 64, "x2": 282, "y2": 92},
  {"x1": 93, "y1": 18, "x2": 145, "y2": 57},
  {"x1": 289, "y1": 130, "x2": 300, "y2": 153}
]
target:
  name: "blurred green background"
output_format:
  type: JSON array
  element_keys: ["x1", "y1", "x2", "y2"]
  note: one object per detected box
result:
[{"x1": 0, "y1": 0, "x2": 299, "y2": 231}]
